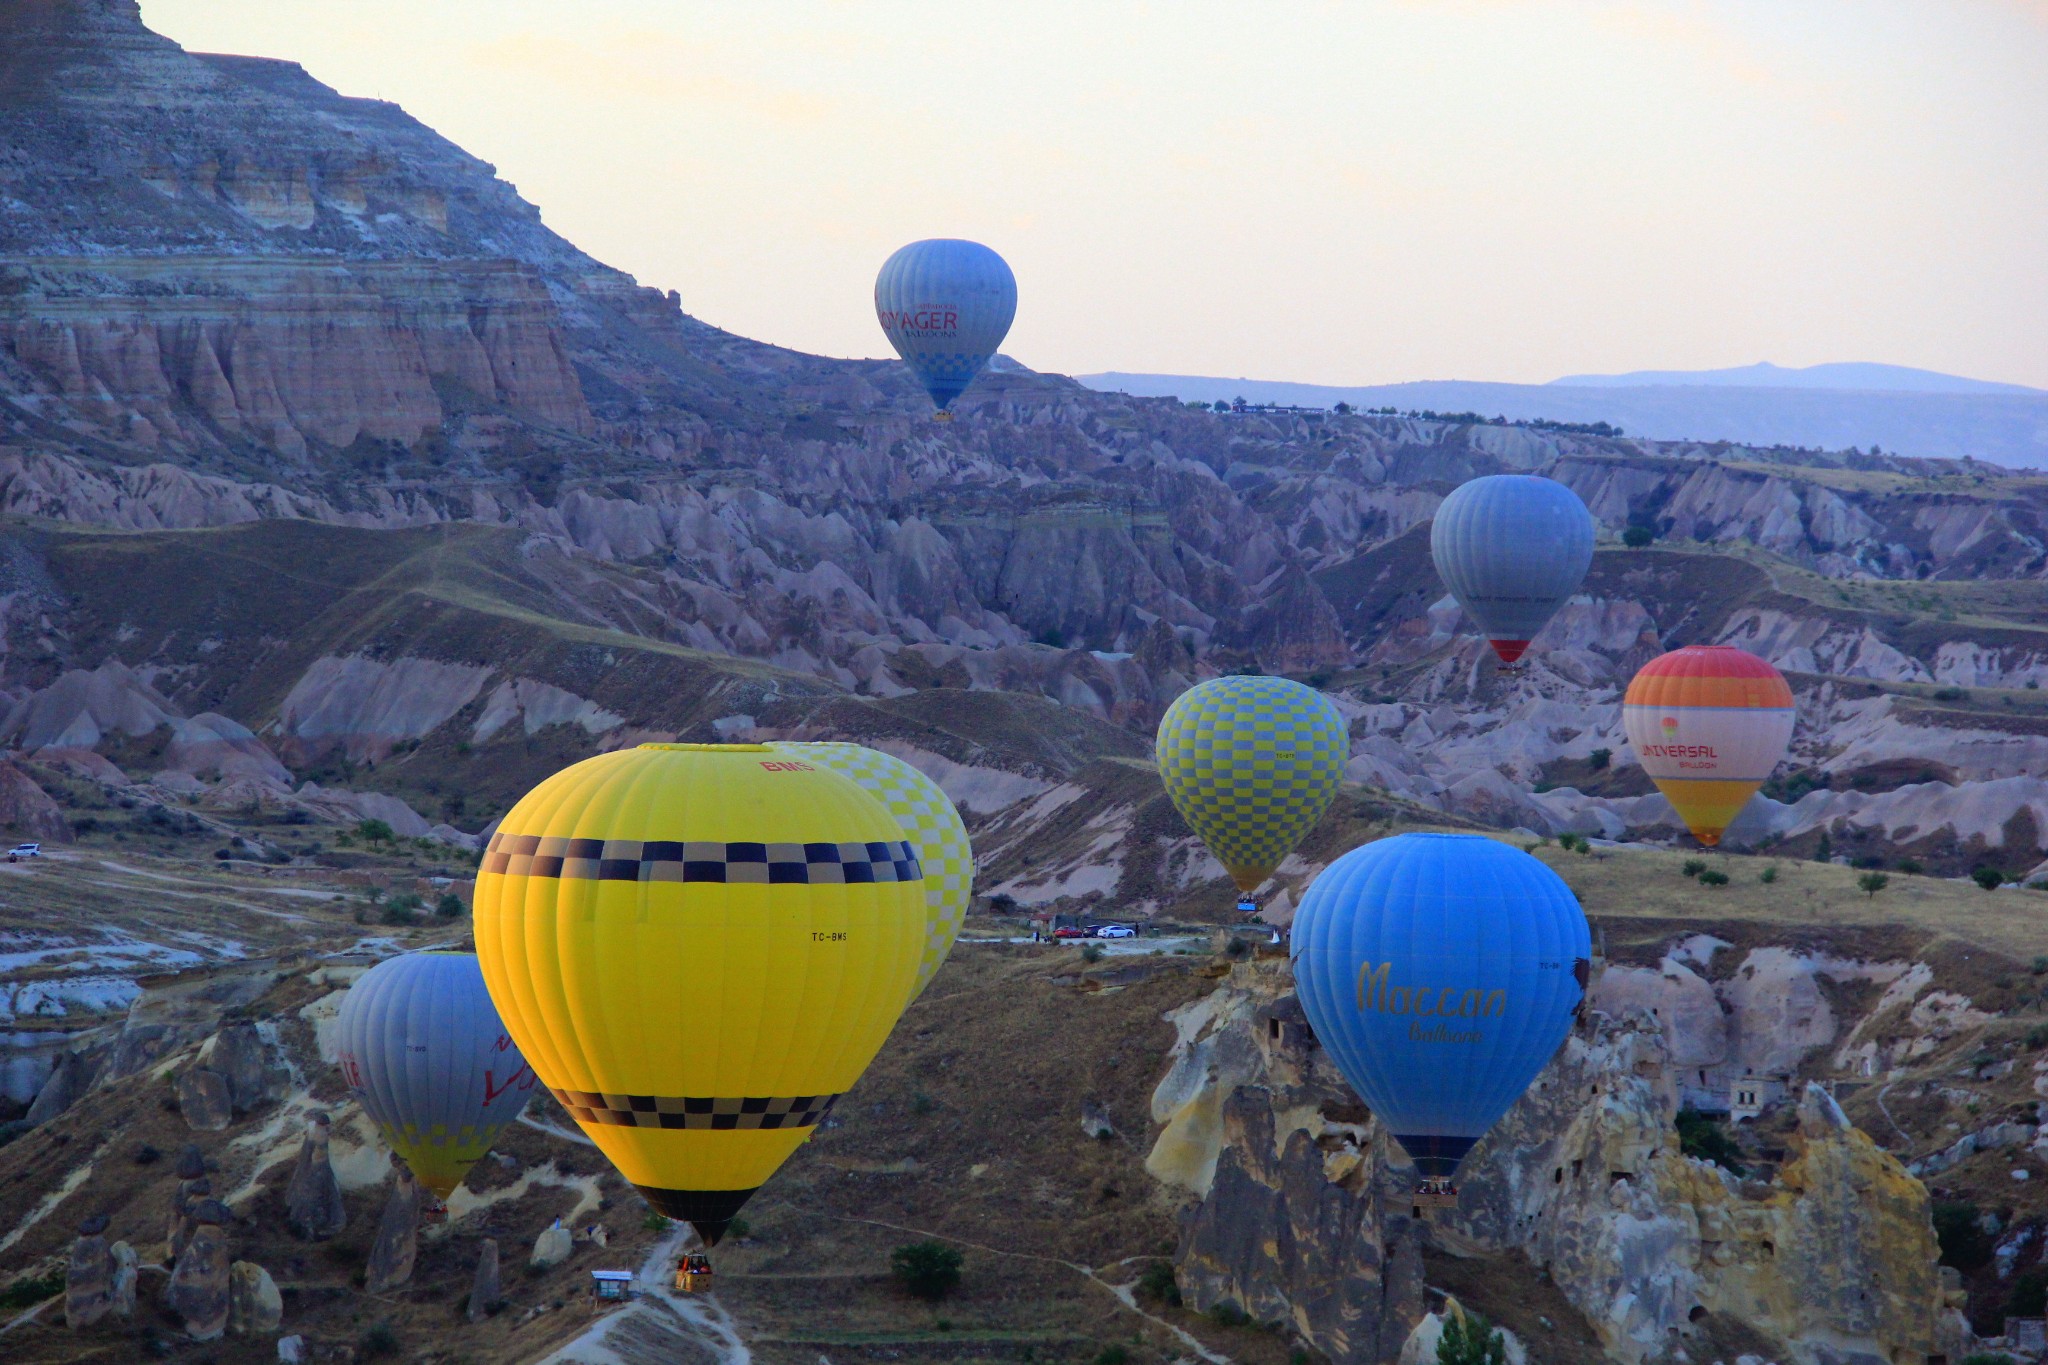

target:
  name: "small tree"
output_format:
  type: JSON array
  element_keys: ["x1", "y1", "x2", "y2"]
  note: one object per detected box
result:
[
  {"x1": 1974, "y1": 866, "x2": 2006, "y2": 891},
  {"x1": 357, "y1": 818, "x2": 396, "y2": 844},
  {"x1": 1435, "y1": 1302, "x2": 1508, "y2": 1365},
  {"x1": 891, "y1": 1241, "x2": 963, "y2": 1301},
  {"x1": 1333, "y1": 401, "x2": 1352, "y2": 415},
  {"x1": 434, "y1": 891, "x2": 467, "y2": 919},
  {"x1": 1759, "y1": 865, "x2": 1779, "y2": 885},
  {"x1": 1858, "y1": 871, "x2": 1889, "y2": 899},
  {"x1": 1623, "y1": 524, "x2": 1654, "y2": 548},
  {"x1": 1587, "y1": 747, "x2": 1611, "y2": 771},
  {"x1": 1681, "y1": 858, "x2": 1706, "y2": 878},
  {"x1": 1697, "y1": 869, "x2": 1729, "y2": 887}
]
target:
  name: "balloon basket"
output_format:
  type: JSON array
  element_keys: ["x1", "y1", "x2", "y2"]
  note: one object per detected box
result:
[
  {"x1": 674, "y1": 1254, "x2": 714, "y2": 1293},
  {"x1": 931, "y1": 411, "x2": 954, "y2": 423},
  {"x1": 1411, "y1": 1179, "x2": 1458, "y2": 1213},
  {"x1": 421, "y1": 1201, "x2": 448, "y2": 1224}
]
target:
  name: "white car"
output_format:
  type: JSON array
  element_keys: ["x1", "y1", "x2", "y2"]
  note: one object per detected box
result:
[
  {"x1": 1093, "y1": 924, "x2": 1136, "y2": 939},
  {"x1": 7, "y1": 843, "x2": 40, "y2": 861}
]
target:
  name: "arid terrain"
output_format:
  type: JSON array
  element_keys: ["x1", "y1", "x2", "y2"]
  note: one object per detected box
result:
[{"x1": 5, "y1": 3, "x2": 2048, "y2": 1363}]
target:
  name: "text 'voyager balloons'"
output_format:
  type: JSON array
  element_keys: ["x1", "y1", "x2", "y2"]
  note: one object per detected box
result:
[
  {"x1": 471, "y1": 743, "x2": 926, "y2": 1245},
  {"x1": 1623, "y1": 644, "x2": 1794, "y2": 847},
  {"x1": 335, "y1": 951, "x2": 537, "y2": 1202},
  {"x1": 1430, "y1": 474, "x2": 1595, "y2": 666},
  {"x1": 1290, "y1": 833, "x2": 1591, "y2": 1178},
  {"x1": 875, "y1": 239, "x2": 1017, "y2": 416},
  {"x1": 769, "y1": 741, "x2": 973, "y2": 1000},
  {"x1": 1155, "y1": 675, "x2": 1349, "y2": 894}
]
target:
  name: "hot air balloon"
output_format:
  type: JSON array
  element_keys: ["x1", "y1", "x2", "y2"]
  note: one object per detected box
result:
[
  {"x1": 1290, "y1": 833, "x2": 1589, "y2": 1194},
  {"x1": 335, "y1": 951, "x2": 538, "y2": 1204},
  {"x1": 471, "y1": 743, "x2": 926, "y2": 1245},
  {"x1": 769, "y1": 742, "x2": 972, "y2": 1000},
  {"x1": 874, "y1": 239, "x2": 1017, "y2": 417},
  {"x1": 1155, "y1": 676, "x2": 1349, "y2": 895},
  {"x1": 1622, "y1": 644, "x2": 1794, "y2": 847},
  {"x1": 1429, "y1": 474, "x2": 1595, "y2": 666}
]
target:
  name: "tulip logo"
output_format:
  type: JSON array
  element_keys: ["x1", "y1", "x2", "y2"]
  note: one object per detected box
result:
[{"x1": 1661, "y1": 716, "x2": 1680, "y2": 738}]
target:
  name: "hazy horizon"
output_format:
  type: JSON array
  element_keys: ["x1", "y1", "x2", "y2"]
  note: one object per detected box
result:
[{"x1": 142, "y1": 1, "x2": 2048, "y2": 391}]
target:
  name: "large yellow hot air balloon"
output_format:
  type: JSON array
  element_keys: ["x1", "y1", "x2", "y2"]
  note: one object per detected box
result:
[
  {"x1": 1622, "y1": 645, "x2": 1794, "y2": 846},
  {"x1": 472, "y1": 743, "x2": 926, "y2": 1244},
  {"x1": 1154, "y1": 676, "x2": 1349, "y2": 893}
]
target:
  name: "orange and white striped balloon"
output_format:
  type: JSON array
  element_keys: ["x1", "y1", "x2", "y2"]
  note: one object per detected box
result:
[{"x1": 1622, "y1": 645, "x2": 1794, "y2": 846}]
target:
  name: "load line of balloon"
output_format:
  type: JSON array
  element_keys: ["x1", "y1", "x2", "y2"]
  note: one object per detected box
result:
[{"x1": 335, "y1": 307, "x2": 1796, "y2": 1236}]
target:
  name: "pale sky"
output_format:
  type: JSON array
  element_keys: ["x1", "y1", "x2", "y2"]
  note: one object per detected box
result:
[{"x1": 142, "y1": 1, "x2": 2048, "y2": 389}]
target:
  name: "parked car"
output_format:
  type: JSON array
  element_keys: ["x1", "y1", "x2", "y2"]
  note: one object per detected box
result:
[
  {"x1": 1093, "y1": 924, "x2": 1136, "y2": 939},
  {"x1": 7, "y1": 842, "x2": 40, "y2": 862},
  {"x1": 1052, "y1": 926, "x2": 1091, "y2": 940}
]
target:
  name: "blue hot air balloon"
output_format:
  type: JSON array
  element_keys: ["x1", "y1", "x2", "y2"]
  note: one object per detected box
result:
[
  {"x1": 1289, "y1": 833, "x2": 1589, "y2": 1182},
  {"x1": 1428, "y1": 474, "x2": 1595, "y2": 665},
  {"x1": 874, "y1": 239, "x2": 1017, "y2": 416}
]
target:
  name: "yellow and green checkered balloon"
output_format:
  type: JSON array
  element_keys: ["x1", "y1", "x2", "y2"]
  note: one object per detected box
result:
[
  {"x1": 772, "y1": 742, "x2": 972, "y2": 998},
  {"x1": 1155, "y1": 676, "x2": 1349, "y2": 892}
]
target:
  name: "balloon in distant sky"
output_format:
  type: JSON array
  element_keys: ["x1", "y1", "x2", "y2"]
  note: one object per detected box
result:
[
  {"x1": 1155, "y1": 675, "x2": 1349, "y2": 893},
  {"x1": 336, "y1": 951, "x2": 537, "y2": 1202},
  {"x1": 472, "y1": 743, "x2": 926, "y2": 1246},
  {"x1": 1623, "y1": 645, "x2": 1794, "y2": 847},
  {"x1": 1290, "y1": 833, "x2": 1590, "y2": 1179},
  {"x1": 1429, "y1": 474, "x2": 1596, "y2": 665},
  {"x1": 874, "y1": 239, "x2": 1017, "y2": 416}
]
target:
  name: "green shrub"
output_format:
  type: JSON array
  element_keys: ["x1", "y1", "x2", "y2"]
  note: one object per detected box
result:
[
  {"x1": 0, "y1": 1272, "x2": 63, "y2": 1311},
  {"x1": 1898, "y1": 858, "x2": 1924, "y2": 875},
  {"x1": 1622, "y1": 525, "x2": 1654, "y2": 548},
  {"x1": 1974, "y1": 867, "x2": 2006, "y2": 891},
  {"x1": 1675, "y1": 1107, "x2": 1745, "y2": 1175},
  {"x1": 1758, "y1": 866, "x2": 1779, "y2": 885},
  {"x1": 1587, "y1": 747, "x2": 1611, "y2": 770},
  {"x1": 1960, "y1": 1354, "x2": 2020, "y2": 1365},
  {"x1": 1207, "y1": 1301, "x2": 1252, "y2": 1328},
  {"x1": 1436, "y1": 1306, "x2": 1509, "y2": 1364},
  {"x1": 1697, "y1": 869, "x2": 1729, "y2": 887},
  {"x1": 359, "y1": 1320, "x2": 400, "y2": 1358},
  {"x1": 1933, "y1": 1201, "x2": 1993, "y2": 1271},
  {"x1": 1858, "y1": 872, "x2": 1890, "y2": 898},
  {"x1": 434, "y1": 892, "x2": 466, "y2": 919},
  {"x1": 891, "y1": 1241, "x2": 963, "y2": 1301},
  {"x1": 728, "y1": 1216, "x2": 751, "y2": 1239},
  {"x1": 356, "y1": 818, "x2": 396, "y2": 844},
  {"x1": 1682, "y1": 859, "x2": 1706, "y2": 878},
  {"x1": 642, "y1": 1210, "x2": 671, "y2": 1231},
  {"x1": 2006, "y1": 1264, "x2": 2048, "y2": 1317},
  {"x1": 1080, "y1": 943, "x2": 1105, "y2": 963},
  {"x1": 1135, "y1": 1261, "x2": 1182, "y2": 1306},
  {"x1": 1095, "y1": 1347, "x2": 1131, "y2": 1365}
]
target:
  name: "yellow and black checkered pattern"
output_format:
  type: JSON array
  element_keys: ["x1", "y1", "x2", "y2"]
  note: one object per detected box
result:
[
  {"x1": 1155, "y1": 675, "x2": 1349, "y2": 892},
  {"x1": 482, "y1": 834, "x2": 920, "y2": 884},
  {"x1": 551, "y1": 1088, "x2": 841, "y2": 1131}
]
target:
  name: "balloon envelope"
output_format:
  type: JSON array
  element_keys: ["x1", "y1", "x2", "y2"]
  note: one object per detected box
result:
[
  {"x1": 875, "y1": 239, "x2": 1017, "y2": 413},
  {"x1": 770, "y1": 742, "x2": 972, "y2": 999},
  {"x1": 336, "y1": 951, "x2": 537, "y2": 1200},
  {"x1": 1623, "y1": 644, "x2": 1794, "y2": 846},
  {"x1": 472, "y1": 743, "x2": 926, "y2": 1244},
  {"x1": 1290, "y1": 833, "x2": 1590, "y2": 1177},
  {"x1": 1155, "y1": 676, "x2": 1349, "y2": 893},
  {"x1": 1429, "y1": 475, "x2": 1595, "y2": 664}
]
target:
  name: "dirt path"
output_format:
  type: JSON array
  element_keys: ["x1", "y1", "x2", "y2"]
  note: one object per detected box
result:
[
  {"x1": 532, "y1": 1227, "x2": 751, "y2": 1365},
  {"x1": 825, "y1": 1214, "x2": 1234, "y2": 1365}
]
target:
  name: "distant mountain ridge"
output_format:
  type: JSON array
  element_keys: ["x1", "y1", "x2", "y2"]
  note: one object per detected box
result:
[
  {"x1": 1550, "y1": 360, "x2": 2041, "y2": 396},
  {"x1": 1078, "y1": 371, "x2": 2048, "y2": 466}
]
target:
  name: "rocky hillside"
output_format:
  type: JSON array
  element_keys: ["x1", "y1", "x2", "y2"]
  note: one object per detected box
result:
[{"x1": 5, "y1": 4, "x2": 2048, "y2": 1362}]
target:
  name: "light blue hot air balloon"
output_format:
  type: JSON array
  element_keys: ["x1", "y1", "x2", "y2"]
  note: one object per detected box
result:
[
  {"x1": 1289, "y1": 833, "x2": 1590, "y2": 1181},
  {"x1": 874, "y1": 239, "x2": 1017, "y2": 416},
  {"x1": 336, "y1": 951, "x2": 537, "y2": 1202},
  {"x1": 1428, "y1": 474, "x2": 1595, "y2": 665}
]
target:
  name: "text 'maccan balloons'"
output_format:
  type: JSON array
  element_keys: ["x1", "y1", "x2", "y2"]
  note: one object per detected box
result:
[
  {"x1": 335, "y1": 951, "x2": 537, "y2": 1201},
  {"x1": 1290, "y1": 833, "x2": 1591, "y2": 1178},
  {"x1": 874, "y1": 239, "x2": 1017, "y2": 416},
  {"x1": 471, "y1": 743, "x2": 925, "y2": 1245},
  {"x1": 1622, "y1": 644, "x2": 1794, "y2": 847},
  {"x1": 1429, "y1": 474, "x2": 1595, "y2": 665},
  {"x1": 769, "y1": 741, "x2": 973, "y2": 1000},
  {"x1": 1155, "y1": 675, "x2": 1349, "y2": 894}
]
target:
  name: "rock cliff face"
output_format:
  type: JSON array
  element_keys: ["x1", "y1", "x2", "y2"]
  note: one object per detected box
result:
[{"x1": 1151, "y1": 961, "x2": 1971, "y2": 1365}]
